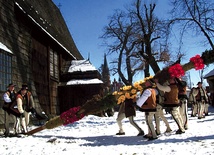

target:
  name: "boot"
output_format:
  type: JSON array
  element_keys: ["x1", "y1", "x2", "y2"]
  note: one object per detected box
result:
[{"x1": 165, "y1": 128, "x2": 172, "y2": 133}]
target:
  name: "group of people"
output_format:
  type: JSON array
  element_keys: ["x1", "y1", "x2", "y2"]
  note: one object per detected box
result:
[
  {"x1": 189, "y1": 82, "x2": 210, "y2": 119},
  {"x1": 2, "y1": 83, "x2": 37, "y2": 137},
  {"x1": 115, "y1": 77, "x2": 209, "y2": 141}
]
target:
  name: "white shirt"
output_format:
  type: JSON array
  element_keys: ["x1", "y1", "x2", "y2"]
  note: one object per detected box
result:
[
  {"x1": 3, "y1": 92, "x2": 12, "y2": 103},
  {"x1": 136, "y1": 89, "x2": 152, "y2": 107}
]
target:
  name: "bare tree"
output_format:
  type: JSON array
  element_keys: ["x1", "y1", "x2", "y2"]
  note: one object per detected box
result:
[
  {"x1": 169, "y1": 0, "x2": 214, "y2": 50},
  {"x1": 101, "y1": 0, "x2": 172, "y2": 84},
  {"x1": 101, "y1": 10, "x2": 144, "y2": 85},
  {"x1": 131, "y1": 0, "x2": 172, "y2": 75}
]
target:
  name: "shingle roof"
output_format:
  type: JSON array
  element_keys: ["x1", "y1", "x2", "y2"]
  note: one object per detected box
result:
[
  {"x1": 204, "y1": 69, "x2": 214, "y2": 78},
  {"x1": 15, "y1": 0, "x2": 83, "y2": 60}
]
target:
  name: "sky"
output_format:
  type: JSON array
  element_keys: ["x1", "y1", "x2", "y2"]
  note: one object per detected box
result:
[
  {"x1": 1, "y1": 107, "x2": 214, "y2": 155},
  {"x1": 52, "y1": 0, "x2": 213, "y2": 86}
]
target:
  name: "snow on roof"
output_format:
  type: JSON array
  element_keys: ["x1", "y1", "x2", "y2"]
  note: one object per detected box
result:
[
  {"x1": 68, "y1": 60, "x2": 97, "y2": 72},
  {"x1": 204, "y1": 69, "x2": 214, "y2": 78},
  {"x1": 0, "y1": 42, "x2": 13, "y2": 54},
  {"x1": 66, "y1": 78, "x2": 103, "y2": 85}
]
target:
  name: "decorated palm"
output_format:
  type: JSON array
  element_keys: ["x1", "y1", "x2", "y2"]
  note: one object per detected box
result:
[{"x1": 26, "y1": 50, "x2": 214, "y2": 135}]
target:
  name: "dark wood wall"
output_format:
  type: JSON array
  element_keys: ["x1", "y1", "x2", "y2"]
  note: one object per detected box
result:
[
  {"x1": 58, "y1": 84, "x2": 103, "y2": 113},
  {"x1": 31, "y1": 38, "x2": 51, "y2": 114},
  {"x1": 0, "y1": 1, "x2": 75, "y2": 120}
]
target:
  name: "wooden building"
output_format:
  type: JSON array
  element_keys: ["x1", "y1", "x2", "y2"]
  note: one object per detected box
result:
[
  {"x1": 59, "y1": 60, "x2": 103, "y2": 113},
  {"x1": 0, "y1": 0, "x2": 102, "y2": 128},
  {"x1": 204, "y1": 69, "x2": 214, "y2": 106}
]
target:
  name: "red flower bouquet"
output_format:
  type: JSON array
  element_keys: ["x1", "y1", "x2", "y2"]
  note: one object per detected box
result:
[
  {"x1": 60, "y1": 106, "x2": 85, "y2": 125},
  {"x1": 190, "y1": 55, "x2": 204, "y2": 70},
  {"x1": 168, "y1": 64, "x2": 185, "y2": 78}
]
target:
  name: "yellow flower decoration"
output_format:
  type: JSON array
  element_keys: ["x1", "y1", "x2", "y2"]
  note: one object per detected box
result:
[
  {"x1": 137, "y1": 85, "x2": 143, "y2": 91},
  {"x1": 118, "y1": 91, "x2": 124, "y2": 95},
  {"x1": 133, "y1": 82, "x2": 140, "y2": 88},
  {"x1": 123, "y1": 85, "x2": 132, "y2": 91},
  {"x1": 144, "y1": 76, "x2": 154, "y2": 81},
  {"x1": 112, "y1": 76, "x2": 154, "y2": 104},
  {"x1": 112, "y1": 91, "x2": 118, "y2": 95},
  {"x1": 139, "y1": 80, "x2": 145, "y2": 84},
  {"x1": 131, "y1": 89, "x2": 137, "y2": 94},
  {"x1": 117, "y1": 95, "x2": 126, "y2": 104},
  {"x1": 125, "y1": 92, "x2": 131, "y2": 99}
]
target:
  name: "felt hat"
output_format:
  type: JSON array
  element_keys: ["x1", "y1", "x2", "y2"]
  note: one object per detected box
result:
[
  {"x1": 21, "y1": 84, "x2": 28, "y2": 90},
  {"x1": 197, "y1": 82, "x2": 202, "y2": 85},
  {"x1": 7, "y1": 83, "x2": 16, "y2": 88}
]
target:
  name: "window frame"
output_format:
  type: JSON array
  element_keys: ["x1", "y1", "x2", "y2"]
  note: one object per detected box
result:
[
  {"x1": 0, "y1": 50, "x2": 12, "y2": 92},
  {"x1": 49, "y1": 48, "x2": 59, "y2": 80}
]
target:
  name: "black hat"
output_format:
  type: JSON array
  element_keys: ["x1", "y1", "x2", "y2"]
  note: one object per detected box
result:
[
  {"x1": 22, "y1": 84, "x2": 28, "y2": 88},
  {"x1": 7, "y1": 83, "x2": 16, "y2": 88},
  {"x1": 21, "y1": 84, "x2": 28, "y2": 90},
  {"x1": 197, "y1": 82, "x2": 202, "y2": 85}
]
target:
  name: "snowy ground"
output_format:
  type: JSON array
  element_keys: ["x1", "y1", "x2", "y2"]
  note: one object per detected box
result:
[{"x1": 0, "y1": 106, "x2": 214, "y2": 155}]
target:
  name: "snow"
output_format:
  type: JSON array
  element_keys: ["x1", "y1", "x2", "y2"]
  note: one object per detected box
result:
[
  {"x1": 66, "y1": 78, "x2": 103, "y2": 85},
  {"x1": 1, "y1": 106, "x2": 214, "y2": 155},
  {"x1": 68, "y1": 60, "x2": 97, "y2": 72},
  {"x1": 0, "y1": 42, "x2": 13, "y2": 54},
  {"x1": 66, "y1": 60, "x2": 103, "y2": 85}
]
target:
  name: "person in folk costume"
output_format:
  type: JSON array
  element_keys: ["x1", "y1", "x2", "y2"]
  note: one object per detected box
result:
[
  {"x1": 189, "y1": 87, "x2": 198, "y2": 117},
  {"x1": 14, "y1": 85, "x2": 28, "y2": 133},
  {"x1": 155, "y1": 78, "x2": 185, "y2": 134},
  {"x1": 195, "y1": 82, "x2": 208, "y2": 119},
  {"x1": 2, "y1": 83, "x2": 17, "y2": 137},
  {"x1": 204, "y1": 91, "x2": 210, "y2": 116},
  {"x1": 154, "y1": 88, "x2": 172, "y2": 135},
  {"x1": 177, "y1": 78, "x2": 189, "y2": 130},
  {"x1": 116, "y1": 98, "x2": 145, "y2": 136},
  {"x1": 21, "y1": 84, "x2": 36, "y2": 126},
  {"x1": 135, "y1": 79, "x2": 158, "y2": 140}
]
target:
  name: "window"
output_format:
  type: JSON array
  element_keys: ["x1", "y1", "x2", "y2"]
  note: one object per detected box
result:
[
  {"x1": 0, "y1": 51, "x2": 12, "y2": 91},
  {"x1": 50, "y1": 49, "x2": 59, "y2": 79}
]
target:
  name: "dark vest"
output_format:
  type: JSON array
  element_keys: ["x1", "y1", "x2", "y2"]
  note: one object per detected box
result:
[
  {"x1": 124, "y1": 99, "x2": 136, "y2": 117},
  {"x1": 164, "y1": 84, "x2": 179, "y2": 107},
  {"x1": 178, "y1": 81, "x2": 188, "y2": 99},
  {"x1": 195, "y1": 87, "x2": 206, "y2": 101}
]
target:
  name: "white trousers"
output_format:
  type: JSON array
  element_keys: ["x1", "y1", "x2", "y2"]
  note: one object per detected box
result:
[
  {"x1": 196, "y1": 100, "x2": 205, "y2": 118},
  {"x1": 155, "y1": 104, "x2": 171, "y2": 134},
  {"x1": 170, "y1": 106, "x2": 185, "y2": 132},
  {"x1": 179, "y1": 99, "x2": 189, "y2": 129},
  {"x1": 145, "y1": 112, "x2": 157, "y2": 138},
  {"x1": 116, "y1": 112, "x2": 142, "y2": 133}
]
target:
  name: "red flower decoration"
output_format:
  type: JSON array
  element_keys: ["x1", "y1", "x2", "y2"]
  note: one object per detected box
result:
[
  {"x1": 60, "y1": 106, "x2": 85, "y2": 126},
  {"x1": 168, "y1": 64, "x2": 185, "y2": 78},
  {"x1": 190, "y1": 55, "x2": 204, "y2": 70}
]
